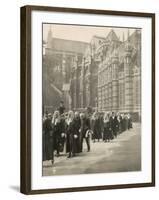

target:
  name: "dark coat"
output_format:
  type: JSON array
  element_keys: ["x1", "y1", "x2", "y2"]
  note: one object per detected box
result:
[
  {"x1": 117, "y1": 116, "x2": 122, "y2": 133},
  {"x1": 58, "y1": 106, "x2": 65, "y2": 115},
  {"x1": 103, "y1": 121, "x2": 112, "y2": 140},
  {"x1": 73, "y1": 117, "x2": 81, "y2": 153},
  {"x1": 110, "y1": 116, "x2": 119, "y2": 136},
  {"x1": 66, "y1": 119, "x2": 79, "y2": 154},
  {"x1": 52, "y1": 119, "x2": 65, "y2": 153},
  {"x1": 80, "y1": 117, "x2": 91, "y2": 152},
  {"x1": 80, "y1": 117, "x2": 91, "y2": 138},
  {"x1": 91, "y1": 117, "x2": 102, "y2": 140},
  {"x1": 128, "y1": 117, "x2": 133, "y2": 129},
  {"x1": 43, "y1": 118, "x2": 54, "y2": 161}
]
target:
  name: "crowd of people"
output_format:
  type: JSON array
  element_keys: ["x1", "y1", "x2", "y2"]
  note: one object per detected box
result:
[{"x1": 43, "y1": 102, "x2": 133, "y2": 165}]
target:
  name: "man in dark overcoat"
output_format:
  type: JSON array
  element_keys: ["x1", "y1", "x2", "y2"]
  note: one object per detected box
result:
[
  {"x1": 73, "y1": 112, "x2": 81, "y2": 153},
  {"x1": 110, "y1": 112, "x2": 119, "y2": 138},
  {"x1": 79, "y1": 113, "x2": 91, "y2": 152},
  {"x1": 52, "y1": 111, "x2": 64, "y2": 157}
]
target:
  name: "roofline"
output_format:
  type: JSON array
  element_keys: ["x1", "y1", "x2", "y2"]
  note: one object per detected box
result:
[{"x1": 51, "y1": 37, "x2": 90, "y2": 45}]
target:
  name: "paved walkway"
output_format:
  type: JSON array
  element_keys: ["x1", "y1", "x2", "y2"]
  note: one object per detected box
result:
[{"x1": 43, "y1": 123, "x2": 141, "y2": 176}]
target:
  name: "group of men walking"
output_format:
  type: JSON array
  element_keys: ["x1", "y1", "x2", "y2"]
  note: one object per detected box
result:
[{"x1": 43, "y1": 104, "x2": 133, "y2": 165}]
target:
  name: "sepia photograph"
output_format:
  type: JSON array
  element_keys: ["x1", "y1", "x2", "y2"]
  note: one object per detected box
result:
[
  {"x1": 20, "y1": 6, "x2": 155, "y2": 194},
  {"x1": 42, "y1": 23, "x2": 141, "y2": 176}
]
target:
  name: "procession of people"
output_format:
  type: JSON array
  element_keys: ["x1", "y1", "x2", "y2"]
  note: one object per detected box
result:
[{"x1": 43, "y1": 102, "x2": 133, "y2": 165}]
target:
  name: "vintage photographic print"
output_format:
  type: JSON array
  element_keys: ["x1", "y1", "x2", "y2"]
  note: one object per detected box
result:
[
  {"x1": 42, "y1": 23, "x2": 141, "y2": 176},
  {"x1": 20, "y1": 6, "x2": 155, "y2": 194}
]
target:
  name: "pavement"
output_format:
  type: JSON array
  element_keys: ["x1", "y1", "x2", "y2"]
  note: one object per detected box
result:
[{"x1": 42, "y1": 123, "x2": 141, "y2": 176}]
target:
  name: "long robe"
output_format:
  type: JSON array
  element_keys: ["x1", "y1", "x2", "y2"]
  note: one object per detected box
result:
[
  {"x1": 73, "y1": 117, "x2": 81, "y2": 153},
  {"x1": 43, "y1": 118, "x2": 54, "y2": 161},
  {"x1": 103, "y1": 120, "x2": 112, "y2": 140},
  {"x1": 91, "y1": 117, "x2": 102, "y2": 140},
  {"x1": 66, "y1": 119, "x2": 79, "y2": 155},
  {"x1": 80, "y1": 117, "x2": 91, "y2": 152},
  {"x1": 110, "y1": 116, "x2": 119, "y2": 137},
  {"x1": 52, "y1": 119, "x2": 65, "y2": 154}
]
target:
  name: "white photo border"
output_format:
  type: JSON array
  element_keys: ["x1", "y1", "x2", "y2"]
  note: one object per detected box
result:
[{"x1": 31, "y1": 9, "x2": 152, "y2": 190}]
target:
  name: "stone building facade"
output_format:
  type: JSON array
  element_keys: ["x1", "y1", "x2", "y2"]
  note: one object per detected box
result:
[
  {"x1": 43, "y1": 28, "x2": 89, "y2": 112},
  {"x1": 96, "y1": 29, "x2": 141, "y2": 120},
  {"x1": 70, "y1": 29, "x2": 141, "y2": 120},
  {"x1": 43, "y1": 27, "x2": 141, "y2": 119}
]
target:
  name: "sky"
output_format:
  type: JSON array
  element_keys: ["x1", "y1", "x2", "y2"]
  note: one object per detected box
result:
[{"x1": 43, "y1": 23, "x2": 139, "y2": 43}]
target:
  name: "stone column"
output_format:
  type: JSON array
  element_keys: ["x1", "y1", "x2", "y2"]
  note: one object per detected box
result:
[
  {"x1": 118, "y1": 72, "x2": 125, "y2": 112},
  {"x1": 124, "y1": 44, "x2": 133, "y2": 113},
  {"x1": 133, "y1": 68, "x2": 141, "y2": 113},
  {"x1": 111, "y1": 56, "x2": 119, "y2": 112},
  {"x1": 108, "y1": 64, "x2": 112, "y2": 112},
  {"x1": 73, "y1": 56, "x2": 78, "y2": 109},
  {"x1": 86, "y1": 62, "x2": 91, "y2": 107},
  {"x1": 105, "y1": 66, "x2": 108, "y2": 111},
  {"x1": 80, "y1": 58, "x2": 85, "y2": 108},
  {"x1": 98, "y1": 70, "x2": 102, "y2": 111}
]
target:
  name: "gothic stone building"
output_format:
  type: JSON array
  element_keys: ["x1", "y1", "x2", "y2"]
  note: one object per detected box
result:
[
  {"x1": 71, "y1": 29, "x2": 141, "y2": 120},
  {"x1": 43, "y1": 28, "x2": 141, "y2": 120},
  {"x1": 96, "y1": 30, "x2": 141, "y2": 120},
  {"x1": 43, "y1": 28, "x2": 89, "y2": 112}
]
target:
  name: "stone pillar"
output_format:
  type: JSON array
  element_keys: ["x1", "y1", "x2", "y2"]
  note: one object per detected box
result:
[
  {"x1": 73, "y1": 56, "x2": 78, "y2": 109},
  {"x1": 105, "y1": 66, "x2": 108, "y2": 111},
  {"x1": 108, "y1": 64, "x2": 112, "y2": 112},
  {"x1": 80, "y1": 58, "x2": 85, "y2": 108},
  {"x1": 133, "y1": 68, "x2": 141, "y2": 113},
  {"x1": 85, "y1": 63, "x2": 91, "y2": 107},
  {"x1": 111, "y1": 56, "x2": 119, "y2": 112},
  {"x1": 98, "y1": 70, "x2": 102, "y2": 111},
  {"x1": 124, "y1": 44, "x2": 133, "y2": 113},
  {"x1": 118, "y1": 72, "x2": 125, "y2": 112}
]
